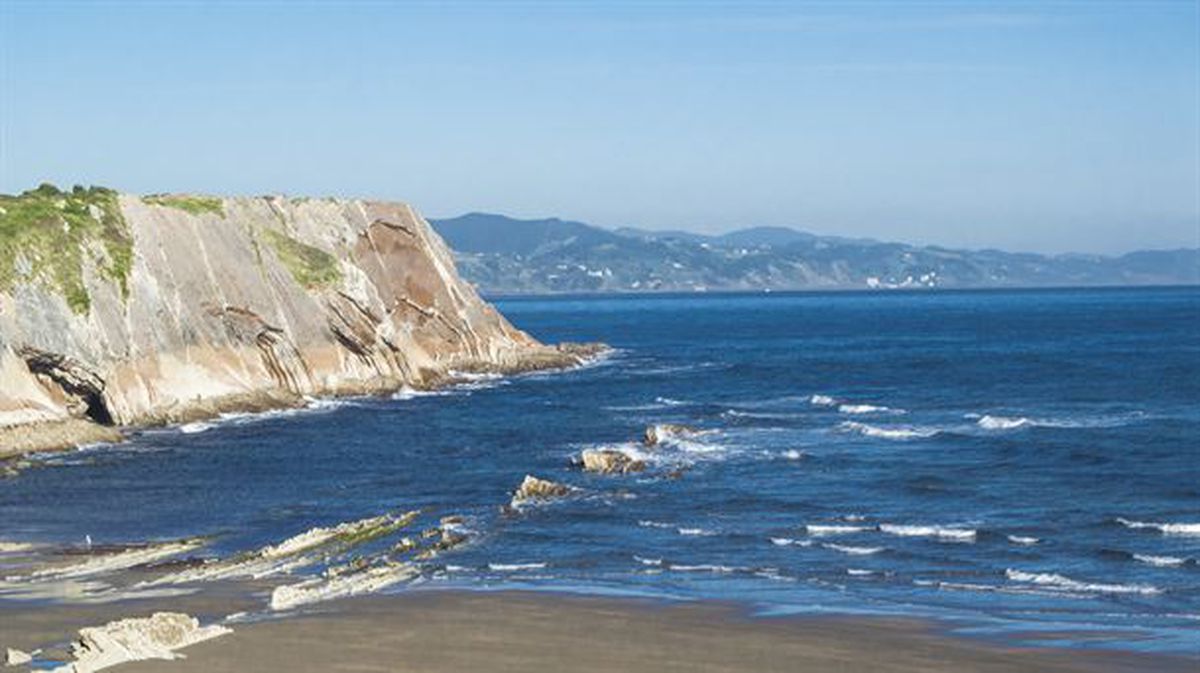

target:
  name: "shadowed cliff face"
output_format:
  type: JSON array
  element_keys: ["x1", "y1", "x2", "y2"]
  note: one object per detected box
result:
[{"x1": 0, "y1": 191, "x2": 584, "y2": 452}]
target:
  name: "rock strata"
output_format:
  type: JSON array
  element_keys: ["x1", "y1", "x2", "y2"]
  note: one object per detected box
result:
[{"x1": 0, "y1": 186, "x2": 602, "y2": 457}]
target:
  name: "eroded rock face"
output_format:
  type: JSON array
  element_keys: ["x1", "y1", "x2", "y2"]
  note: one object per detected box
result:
[
  {"x1": 0, "y1": 192, "x2": 598, "y2": 455},
  {"x1": 51, "y1": 612, "x2": 230, "y2": 673},
  {"x1": 510, "y1": 475, "x2": 571, "y2": 507},
  {"x1": 579, "y1": 449, "x2": 645, "y2": 475}
]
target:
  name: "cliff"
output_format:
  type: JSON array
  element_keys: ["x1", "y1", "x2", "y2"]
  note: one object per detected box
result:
[{"x1": 0, "y1": 185, "x2": 596, "y2": 457}]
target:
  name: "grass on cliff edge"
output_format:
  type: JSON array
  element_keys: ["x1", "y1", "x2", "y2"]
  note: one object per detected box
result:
[
  {"x1": 142, "y1": 194, "x2": 225, "y2": 217},
  {"x1": 261, "y1": 228, "x2": 342, "y2": 289},
  {"x1": 0, "y1": 183, "x2": 134, "y2": 313}
]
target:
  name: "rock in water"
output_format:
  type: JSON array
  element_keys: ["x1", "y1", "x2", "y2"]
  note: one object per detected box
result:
[
  {"x1": 643, "y1": 423, "x2": 699, "y2": 447},
  {"x1": 6, "y1": 648, "x2": 33, "y2": 666},
  {"x1": 580, "y1": 449, "x2": 645, "y2": 474},
  {"x1": 50, "y1": 612, "x2": 230, "y2": 672},
  {"x1": 0, "y1": 186, "x2": 602, "y2": 457},
  {"x1": 510, "y1": 475, "x2": 571, "y2": 507}
]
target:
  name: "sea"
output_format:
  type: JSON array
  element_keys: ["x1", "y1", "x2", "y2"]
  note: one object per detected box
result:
[{"x1": 2, "y1": 286, "x2": 1198, "y2": 654}]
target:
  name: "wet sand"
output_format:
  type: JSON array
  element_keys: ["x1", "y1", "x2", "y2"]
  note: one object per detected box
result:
[{"x1": 2, "y1": 590, "x2": 1170, "y2": 673}]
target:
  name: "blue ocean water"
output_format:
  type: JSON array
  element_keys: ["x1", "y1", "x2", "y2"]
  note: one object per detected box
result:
[{"x1": 3, "y1": 287, "x2": 1198, "y2": 653}]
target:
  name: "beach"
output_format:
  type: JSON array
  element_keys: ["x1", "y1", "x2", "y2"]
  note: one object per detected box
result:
[{"x1": 3, "y1": 590, "x2": 1189, "y2": 673}]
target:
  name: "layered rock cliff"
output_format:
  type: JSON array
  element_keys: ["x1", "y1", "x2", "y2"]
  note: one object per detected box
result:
[{"x1": 0, "y1": 185, "x2": 594, "y2": 456}]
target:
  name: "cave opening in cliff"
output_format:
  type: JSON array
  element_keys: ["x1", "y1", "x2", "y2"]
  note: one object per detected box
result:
[{"x1": 17, "y1": 346, "x2": 116, "y2": 426}]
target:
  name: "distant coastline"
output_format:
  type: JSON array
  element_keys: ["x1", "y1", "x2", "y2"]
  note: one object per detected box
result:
[{"x1": 432, "y1": 213, "x2": 1199, "y2": 295}]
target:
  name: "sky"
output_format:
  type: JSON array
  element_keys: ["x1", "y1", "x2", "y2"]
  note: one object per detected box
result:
[{"x1": 1, "y1": 1, "x2": 1197, "y2": 254}]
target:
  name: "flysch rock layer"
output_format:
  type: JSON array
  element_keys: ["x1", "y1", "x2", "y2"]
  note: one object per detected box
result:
[{"x1": 0, "y1": 193, "x2": 601, "y2": 457}]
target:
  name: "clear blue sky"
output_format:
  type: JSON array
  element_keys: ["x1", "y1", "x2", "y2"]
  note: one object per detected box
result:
[{"x1": 1, "y1": 1, "x2": 1197, "y2": 254}]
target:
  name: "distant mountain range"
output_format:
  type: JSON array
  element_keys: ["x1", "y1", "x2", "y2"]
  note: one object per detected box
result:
[{"x1": 430, "y1": 212, "x2": 1199, "y2": 295}]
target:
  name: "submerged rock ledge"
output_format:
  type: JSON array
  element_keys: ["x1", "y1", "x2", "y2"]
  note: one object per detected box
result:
[{"x1": 0, "y1": 186, "x2": 604, "y2": 458}]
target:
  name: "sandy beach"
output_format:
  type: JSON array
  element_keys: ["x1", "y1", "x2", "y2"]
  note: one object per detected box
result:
[{"x1": 4, "y1": 590, "x2": 1189, "y2": 673}]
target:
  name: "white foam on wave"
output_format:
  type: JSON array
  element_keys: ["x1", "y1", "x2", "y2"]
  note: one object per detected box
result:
[
  {"x1": 838, "y1": 404, "x2": 902, "y2": 415},
  {"x1": 977, "y1": 415, "x2": 1034, "y2": 430},
  {"x1": 655, "y1": 396, "x2": 688, "y2": 406},
  {"x1": 824, "y1": 543, "x2": 883, "y2": 556},
  {"x1": 880, "y1": 524, "x2": 976, "y2": 542},
  {"x1": 178, "y1": 422, "x2": 213, "y2": 434},
  {"x1": 678, "y1": 527, "x2": 718, "y2": 537},
  {"x1": 847, "y1": 568, "x2": 875, "y2": 576},
  {"x1": 805, "y1": 524, "x2": 870, "y2": 537},
  {"x1": 1117, "y1": 518, "x2": 1200, "y2": 537},
  {"x1": 809, "y1": 394, "x2": 837, "y2": 407},
  {"x1": 839, "y1": 421, "x2": 939, "y2": 440},
  {"x1": 669, "y1": 563, "x2": 738, "y2": 574},
  {"x1": 780, "y1": 449, "x2": 805, "y2": 460},
  {"x1": 487, "y1": 562, "x2": 547, "y2": 571},
  {"x1": 634, "y1": 555, "x2": 663, "y2": 567},
  {"x1": 391, "y1": 386, "x2": 453, "y2": 401},
  {"x1": 1007, "y1": 535, "x2": 1040, "y2": 546},
  {"x1": 770, "y1": 537, "x2": 814, "y2": 547},
  {"x1": 1133, "y1": 554, "x2": 1187, "y2": 568},
  {"x1": 1005, "y1": 569, "x2": 1161, "y2": 595},
  {"x1": 638, "y1": 520, "x2": 674, "y2": 529}
]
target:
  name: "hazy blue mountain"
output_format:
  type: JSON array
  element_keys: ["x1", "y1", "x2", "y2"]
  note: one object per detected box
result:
[{"x1": 430, "y1": 213, "x2": 1199, "y2": 294}]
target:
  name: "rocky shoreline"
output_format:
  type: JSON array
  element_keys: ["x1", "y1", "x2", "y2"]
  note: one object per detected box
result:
[
  {"x1": 1, "y1": 342, "x2": 606, "y2": 466},
  {"x1": 0, "y1": 186, "x2": 606, "y2": 463}
]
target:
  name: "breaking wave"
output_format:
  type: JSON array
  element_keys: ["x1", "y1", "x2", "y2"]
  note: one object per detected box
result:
[
  {"x1": 805, "y1": 524, "x2": 870, "y2": 537},
  {"x1": 838, "y1": 404, "x2": 903, "y2": 415},
  {"x1": 1133, "y1": 554, "x2": 1186, "y2": 568},
  {"x1": 809, "y1": 394, "x2": 838, "y2": 407},
  {"x1": 977, "y1": 415, "x2": 1034, "y2": 431},
  {"x1": 1116, "y1": 518, "x2": 1200, "y2": 537},
  {"x1": 1005, "y1": 569, "x2": 1161, "y2": 595},
  {"x1": 839, "y1": 422, "x2": 940, "y2": 440},
  {"x1": 487, "y1": 562, "x2": 548, "y2": 571},
  {"x1": 880, "y1": 524, "x2": 976, "y2": 542},
  {"x1": 824, "y1": 543, "x2": 884, "y2": 556}
]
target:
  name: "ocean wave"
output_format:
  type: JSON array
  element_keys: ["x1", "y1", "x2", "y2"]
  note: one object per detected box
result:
[
  {"x1": 846, "y1": 568, "x2": 875, "y2": 576},
  {"x1": 487, "y1": 562, "x2": 547, "y2": 571},
  {"x1": 824, "y1": 543, "x2": 883, "y2": 556},
  {"x1": 839, "y1": 421, "x2": 940, "y2": 440},
  {"x1": 880, "y1": 524, "x2": 976, "y2": 542},
  {"x1": 809, "y1": 394, "x2": 838, "y2": 407},
  {"x1": 977, "y1": 415, "x2": 1034, "y2": 431},
  {"x1": 805, "y1": 524, "x2": 870, "y2": 537},
  {"x1": 1005, "y1": 569, "x2": 1161, "y2": 595},
  {"x1": 721, "y1": 409, "x2": 802, "y2": 421},
  {"x1": 838, "y1": 404, "x2": 903, "y2": 415},
  {"x1": 780, "y1": 449, "x2": 805, "y2": 460},
  {"x1": 1116, "y1": 518, "x2": 1200, "y2": 537},
  {"x1": 972, "y1": 411, "x2": 1148, "y2": 432},
  {"x1": 1007, "y1": 535, "x2": 1040, "y2": 546},
  {"x1": 633, "y1": 555, "x2": 663, "y2": 566},
  {"x1": 1133, "y1": 554, "x2": 1187, "y2": 568},
  {"x1": 770, "y1": 537, "x2": 814, "y2": 547},
  {"x1": 638, "y1": 520, "x2": 674, "y2": 529},
  {"x1": 178, "y1": 422, "x2": 214, "y2": 434},
  {"x1": 678, "y1": 527, "x2": 718, "y2": 537},
  {"x1": 669, "y1": 563, "x2": 739, "y2": 573},
  {"x1": 391, "y1": 387, "x2": 453, "y2": 401}
]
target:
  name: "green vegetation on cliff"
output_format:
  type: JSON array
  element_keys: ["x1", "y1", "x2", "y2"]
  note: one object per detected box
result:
[
  {"x1": 261, "y1": 228, "x2": 342, "y2": 289},
  {"x1": 142, "y1": 194, "x2": 225, "y2": 217},
  {"x1": 0, "y1": 184, "x2": 133, "y2": 313}
]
